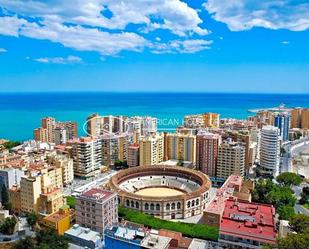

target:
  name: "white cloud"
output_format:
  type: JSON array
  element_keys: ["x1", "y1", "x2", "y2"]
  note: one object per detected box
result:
[
  {"x1": 281, "y1": 41, "x2": 290, "y2": 45},
  {"x1": 0, "y1": 48, "x2": 7, "y2": 52},
  {"x1": 0, "y1": 0, "x2": 208, "y2": 35},
  {"x1": 0, "y1": 0, "x2": 211, "y2": 55},
  {"x1": 151, "y1": 39, "x2": 213, "y2": 54},
  {"x1": 34, "y1": 55, "x2": 83, "y2": 64},
  {"x1": 204, "y1": 0, "x2": 309, "y2": 31}
]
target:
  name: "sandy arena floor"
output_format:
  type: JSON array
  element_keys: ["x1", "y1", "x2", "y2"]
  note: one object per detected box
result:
[{"x1": 135, "y1": 187, "x2": 184, "y2": 197}]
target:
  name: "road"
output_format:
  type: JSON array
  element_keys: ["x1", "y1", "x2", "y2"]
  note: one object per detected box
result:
[
  {"x1": 64, "y1": 170, "x2": 117, "y2": 196},
  {"x1": 280, "y1": 137, "x2": 309, "y2": 174}
]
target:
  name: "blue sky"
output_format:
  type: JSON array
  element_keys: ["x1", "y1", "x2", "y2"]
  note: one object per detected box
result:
[{"x1": 0, "y1": 0, "x2": 309, "y2": 93}]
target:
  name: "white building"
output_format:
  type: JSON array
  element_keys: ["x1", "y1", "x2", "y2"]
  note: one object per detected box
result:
[
  {"x1": 259, "y1": 126, "x2": 281, "y2": 177},
  {"x1": 69, "y1": 137, "x2": 102, "y2": 177}
]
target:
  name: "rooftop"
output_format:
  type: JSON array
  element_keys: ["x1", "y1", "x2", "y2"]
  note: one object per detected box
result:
[
  {"x1": 220, "y1": 198, "x2": 276, "y2": 244},
  {"x1": 65, "y1": 224, "x2": 101, "y2": 243},
  {"x1": 80, "y1": 188, "x2": 114, "y2": 201}
]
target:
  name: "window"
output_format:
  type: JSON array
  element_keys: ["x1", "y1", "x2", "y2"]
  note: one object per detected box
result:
[
  {"x1": 196, "y1": 199, "x2": 199, "y2": 206},
  {"x1": 177, "y1": 202, "x2": 181, "y2": 209},
  {"x1": 166, "y1": 203, "x2": 170, "y2": 210},
  {"x1": 191, "y1": 200, "x2": 195, "y2": 206},
  {"x1": 145, "y1": 203, "x2": 149, "y2": 210},
  {"x1": 156, "y1": 204, "x2": 160, "y2": 210},
  {"x1": 187, "y1": 201, "x2": 191, "y2": 208},
  {"x1": 135, "y1": 202, "x2": 139, "y2": 209},
  {"x1": 131, "y1": 201, "x2": 134, "y2": 207},
  {"x1": 171, "y1": 203, "x2": 175, "y2": 210},
  {"x1": 150, "y1": 203, "x2": 154, "y2": 210},
  {"x1": 126, "y1": 200, "x2": 130, "y2": 207}
]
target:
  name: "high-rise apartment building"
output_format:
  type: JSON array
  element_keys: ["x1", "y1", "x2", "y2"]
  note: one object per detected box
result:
[
  {"x1": 184, "y1": 113, "x2": 220, "y2": 129},
  {"x1": 259, "y1": 126, "x2": 281, "y2": 177},
  {"x1": 290, "y1": 108, "x2": 302, "y2": 129},
  {"x1": 68, "y1": 137, "x2": 102, "y2": 177},
  {"x1": 34, "y1": 117, "x2": 77, "y2": 144},
  {"x1": 127, "y1": 144, "x2": 139, "y2": 167},
  {"x1": 101, "y1": 133, "x2": 132, "y2": 166},
  {"x1": 164, "y1": 133, "x2": 196, "y2": 163},
  {"x1": 274, "y1": 113, "x2": 290, "y2": 141},
  {"x1": 196, "y1": 132, "x2": 221, "y2": 177},
  {"x1": 76, "y1": 188, "x2": 118, "y2": 234},
  {"x1": 139, "y1": 134, "x2": 164, "y2": 166},
  {"x1": 301, "y1": 109, "x2": 309, "y2": 129},
  {"x1": 216, "y1": 141, "x2": 245, "y2": 179},
  {"x1": 86, "y1": 114, "x2": 128, "y2": 137}
]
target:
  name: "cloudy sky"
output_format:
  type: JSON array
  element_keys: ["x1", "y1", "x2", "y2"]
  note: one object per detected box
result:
[{"x1": 0, "y1": 0, "x2": 309, "y2": 93}]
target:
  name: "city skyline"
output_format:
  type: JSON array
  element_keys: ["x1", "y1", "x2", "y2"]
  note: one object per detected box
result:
[{"x1": 0, "y1": 0, "x2": 309, "y2": 93}]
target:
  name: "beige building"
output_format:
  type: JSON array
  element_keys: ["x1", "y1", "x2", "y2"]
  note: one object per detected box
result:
[
  {"x1": 291, "y1": 108, "x2": 303, "y2": 129},
  {"x1": 9, "y1": 185, "x2": 21, "y2": 213},
  {"x1": 127, "y1": 144, "x2": 139, "y2": 167},
  {"x1": 101, "y1": 133, "x2": 132, "y2": 166},
  {"x1": 217, "y1": 141, "x2": 245, "y2": 179},
  {"x1": 34, "y1": 117, "x2": 77, "y2": 144},
  {"x1": 302, "y1": 109, "x2": 309, "y2": 129},
  {"x1": 184, "y1": 113, "x2": 220, "y2": 129},
  {"x1": 139, "y1": 134, "x2": 164, "y2": 166},
  {"x1": 47, "y1": 155, "x2": 74, "y2": 186},
  {"x1": 38, "y1": 187, "x2": 65, "y2": 215},
  {"x1": 20, "y1": 175, "x2": 42, "y2": 213},
  {"x1": 164, "y1": 133, "x2": 196, "y2": 163}
]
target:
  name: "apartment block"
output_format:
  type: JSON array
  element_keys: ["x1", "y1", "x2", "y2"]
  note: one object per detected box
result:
[
  {"x1": 101, "y1": 133, "x2": 132, "y2": 166},
  {"x1": 139, "y1": 134, "x2": 164, "y2": 166},
  {"x1": 164, "y1": 132, "x2": 196, "y2": 163},
  {"x1": 34, "y1": 117, "x2": 77, "y2": 144},
  {"x1": 196, "y1": 131, "x2": 221, "y2": 177},
  {"x1": 68, "y1": 137, "x2": 102, "y2": 177},
  {"x1": 259, "y1": 126, "x2": 280, "y2": 177},
  {"x1": 217, "y1": 141, "x2": 245, "y2": 179},
  {"x1": 76, "y1": 188, "x2": 118, "y2": 234},
  {"x1": 20, "y1": 175, "x2": 42, "y2": 213},
  {"x1": 127, "y1": 143, "x2": 139, "y2": 167}
]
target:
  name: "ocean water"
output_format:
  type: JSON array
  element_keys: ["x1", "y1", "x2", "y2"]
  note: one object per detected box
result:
[{"x1": 0, "y1": 92, "x2": 308, "y2": 141}]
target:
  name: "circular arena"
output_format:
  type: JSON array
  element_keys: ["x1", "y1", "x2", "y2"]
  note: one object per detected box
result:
[{"x1": 109, "y1": 165, "x2": 211, "y2": 220}]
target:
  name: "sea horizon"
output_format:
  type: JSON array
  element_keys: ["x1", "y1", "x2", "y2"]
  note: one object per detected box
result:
[{"x1": 1, "y1": 92, "x2": 308, "y2": 141}]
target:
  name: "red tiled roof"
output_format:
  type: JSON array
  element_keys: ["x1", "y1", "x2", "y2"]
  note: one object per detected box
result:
[
  {"x1": 81, "y1": 188, "x2": 113, "y2": 200},
  {"x1": 220, "y1": 198, "x2": 277, "y2": 244}
]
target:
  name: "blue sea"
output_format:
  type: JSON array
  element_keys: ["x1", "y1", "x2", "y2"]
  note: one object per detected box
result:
[{"x1": 0, "y1": 93, "x2": 308, "y2": 141}]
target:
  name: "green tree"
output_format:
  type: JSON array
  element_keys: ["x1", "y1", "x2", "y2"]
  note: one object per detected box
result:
[
  {"x1": 26, "y1": 212, "x2": 38, "y2": 230},
  {"x1": 12, "y1": 236, "x2": 35, "y2": 249},
  {"x1": 276, "y1": 172, "x2": 302, "y2": 186},
  {"x1": 277, "y1": 232, "x2": 309, "y2": 249},
  {"x1": 252, "y1": 179, "x2": 274, "y2": 203},
  {"x1": 266, "y1": 186, "x2": 296, "y2": 208},
  {"x1": 277, "y1": 205, "x2": 295, "y2": 220},
  {"x1": 3, "y1": 141, "x2": 21, "y2": 150},
  {"x1": 66, "y1": 196, "x2": 76, "y2": 209},
  {"x1": 0, "y1": 216, "x2": 17, "y2": 235},
  {"x1": 1, "y1": 184, "x2": 12, "y2": 210},
  {"x1": 36, "y1": 229, "x2": 69, "y2": 249},
  {"x1": 289, "y1": 214, "x2": 309, "y2": 233}
]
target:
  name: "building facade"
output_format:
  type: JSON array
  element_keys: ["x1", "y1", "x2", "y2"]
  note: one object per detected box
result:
[
  {"x1": 196, "y1": 132, "x2": 221, "y2": 177},
  {"x1": 259, "y1": 126, "x2": 281, "y2": 177},
  {"x1": 217, "y1": 141, "x2": 245, "y2": 179},
  {"x1": 274, "y1": 113, "x2": 290, "y2": 141},
  {"x1": 164, "y1": 133, "x2": 196, "y2": 163},
  {"x1": 76, "y1": 188, "x2": 118, "y2": 234},
  {"x1": 139, "y1": 134, "x2": 164, "y2": 166}
]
